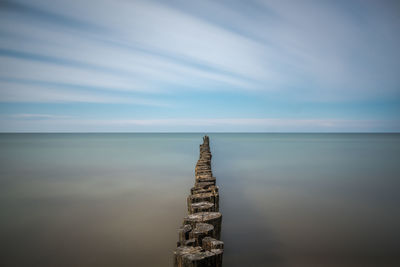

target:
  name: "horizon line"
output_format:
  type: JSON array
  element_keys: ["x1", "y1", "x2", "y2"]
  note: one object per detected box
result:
[{"x1": 1, "y1": 131, "x2": 399, "y2": 134}]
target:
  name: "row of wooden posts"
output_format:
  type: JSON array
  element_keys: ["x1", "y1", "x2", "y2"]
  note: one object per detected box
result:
[{"x1": 173, "y1": 136, "x2": 224, "y2": 267}]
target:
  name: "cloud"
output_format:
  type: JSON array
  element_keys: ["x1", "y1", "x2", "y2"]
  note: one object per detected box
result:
[
  {"x1": 2, "y1": 0, "x2": 399, "y2": 98},
  {"x1": 0, "y1": 0, "x2": 269, "y2": 95},
  {"x1": 0, "y1": 80, "x2": 168, "y2": 106},
  {"x1": 2, "y1": 116, "x2": 398, "y2": 132},
  {"x1": 0, "y1": 0, "x2": 399, "y2": 131},
  {"x1": 10, "y1": 113, "x2": 72, "y2": 119}
]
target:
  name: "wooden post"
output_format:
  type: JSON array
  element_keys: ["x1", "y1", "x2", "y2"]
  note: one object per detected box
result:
[{"x1": 174, "y1": 136, "x2": 224, "y2": 266}]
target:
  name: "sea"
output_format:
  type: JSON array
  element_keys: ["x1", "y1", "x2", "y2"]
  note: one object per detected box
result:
[{"x1": 0, "y1": 133, "x2": 399, "y2": 267}]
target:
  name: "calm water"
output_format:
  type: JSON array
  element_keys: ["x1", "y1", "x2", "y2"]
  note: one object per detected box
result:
[{"x1": 1, "y1": 133, "x2": 399, "y2": 267}]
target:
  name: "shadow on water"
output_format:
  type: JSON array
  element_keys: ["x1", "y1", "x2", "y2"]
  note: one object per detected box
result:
[
  {"x1": 212, "y1": 134, "x2": 285, "y2": 266},
  {"x1": 220, "y1": 181, "x2": 284, "y2": 267},
  {"x1": 211, "y1": 133, "x2": 400, "y2": 267}
]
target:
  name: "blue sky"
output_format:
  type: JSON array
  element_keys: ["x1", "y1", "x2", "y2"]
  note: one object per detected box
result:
[{"x1": 0, "y1": 0, "x2": 399, "y2": 132}]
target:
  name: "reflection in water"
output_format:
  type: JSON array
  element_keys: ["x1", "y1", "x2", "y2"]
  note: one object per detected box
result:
[{"x1": 1, "y1": 133, "x2": 400, "y2": 266}]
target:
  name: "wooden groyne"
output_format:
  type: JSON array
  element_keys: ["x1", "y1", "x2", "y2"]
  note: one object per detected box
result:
[{"x1": 174, "y1": 136, "x2": 223, "y2": 267}]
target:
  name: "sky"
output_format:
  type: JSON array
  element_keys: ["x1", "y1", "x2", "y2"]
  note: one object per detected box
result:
[{"x1": 0, "y1": 0, "x2": 399, "y2": 132}]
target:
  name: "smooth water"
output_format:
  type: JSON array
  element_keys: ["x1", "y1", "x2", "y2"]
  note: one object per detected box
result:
[{"x1": 1, "y1": 133, "x2": 399, "y2": 267}]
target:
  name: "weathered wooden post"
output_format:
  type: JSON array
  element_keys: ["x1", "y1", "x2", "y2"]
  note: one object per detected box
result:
[{"x1": 173, "y1": 136, "x2": 223, "y2": 267}]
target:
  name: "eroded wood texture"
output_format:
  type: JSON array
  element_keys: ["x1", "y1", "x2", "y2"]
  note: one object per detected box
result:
[{"x1": 174, "y1": 136, "x2": 223, "y2": 267}]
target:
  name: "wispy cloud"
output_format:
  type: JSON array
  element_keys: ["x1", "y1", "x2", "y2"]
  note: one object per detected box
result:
[
  {"x1": 0, "y1": 80, "x2": 168, "y2": 106},
  {"x1": 0, "y1": 0, "x2": 399, "y2": 131},
  {"x1": 10, "y1": 113, "x2": 72, "y2": 119},
  {"x1": 2, "y1": 0, "x2": 397, "y2": 98},
  {"x1": 2, "y1": 116, "x2": 399, "y2": 132}
]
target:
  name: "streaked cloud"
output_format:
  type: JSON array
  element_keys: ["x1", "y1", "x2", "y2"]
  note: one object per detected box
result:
[
  {"x1": 10, "y1": 113, "x2": 72, "y2": 119},
  {"x1": 2, "y1": 115, "x2": 399, "y2": 132},
  {"x1": 0, "y1": 80, "x2": 168, "y2": 106},
  {"x1": 0, "y1": 0, "x2": 399, "y2": 131}
]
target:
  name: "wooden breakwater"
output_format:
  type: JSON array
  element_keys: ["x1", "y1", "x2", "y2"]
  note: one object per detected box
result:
[{"x1": 173, "y1": 136, "x2": 224, "y2": 267}]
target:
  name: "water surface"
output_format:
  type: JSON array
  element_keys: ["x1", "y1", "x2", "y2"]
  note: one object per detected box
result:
[{"x1": 1, "y1": 133, "x2": 399, "y2": 266}]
